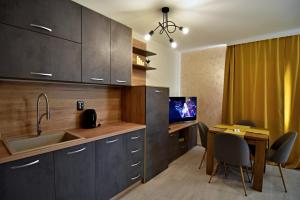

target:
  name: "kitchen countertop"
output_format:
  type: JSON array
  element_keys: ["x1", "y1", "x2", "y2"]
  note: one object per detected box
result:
[{"x1": 0, "y1": 121, "x2": 146, "y2": 164}]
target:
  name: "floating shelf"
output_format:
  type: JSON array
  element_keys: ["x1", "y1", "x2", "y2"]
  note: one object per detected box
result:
[
  {"x1": 133, "y1": 64, "x2": 156, "y2": 71},
  {"x1": 133, "y1": 47, "x2": 156, "y2": 57}
]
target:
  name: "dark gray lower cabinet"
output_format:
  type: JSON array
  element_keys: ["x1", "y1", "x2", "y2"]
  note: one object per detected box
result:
[
  {"x1": 95, "y1": 135, "x2": 127, "y2": 200},
  {"x1": 0, "y1": 153, "x2": 54, "y2": 200},
  {"x1": 54, "y1": 143, "x2": 95, "y2": 200}
]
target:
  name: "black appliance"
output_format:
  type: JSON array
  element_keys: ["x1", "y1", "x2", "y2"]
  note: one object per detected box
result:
[{"x1": 82, "y1": 109, "x2": 97, "y2": 128}]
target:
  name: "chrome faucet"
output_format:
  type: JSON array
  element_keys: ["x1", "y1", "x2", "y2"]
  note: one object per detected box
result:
[{"x1": 36, "y1": 93, "x2": 50, "y2": 136}]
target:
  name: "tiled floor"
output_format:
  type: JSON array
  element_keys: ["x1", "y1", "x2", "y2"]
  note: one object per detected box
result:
[{"x1": 120, "y1": 146, "x2": 300, "y2": 200}]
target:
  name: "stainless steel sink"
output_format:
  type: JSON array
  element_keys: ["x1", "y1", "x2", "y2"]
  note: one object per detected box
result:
[{"x1": 3, "y1": 131, "x2": 83, "y2": 155}]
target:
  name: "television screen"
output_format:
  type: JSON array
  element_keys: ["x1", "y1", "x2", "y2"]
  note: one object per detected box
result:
[{"x1": 169, "y1": 97, "x2": 197, "y2": 123}]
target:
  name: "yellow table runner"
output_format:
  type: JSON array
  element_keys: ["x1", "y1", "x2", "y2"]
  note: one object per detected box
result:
[
  {"x1": 224, "y1": 129, "x2": 246, "y2": 137},
  {"x1": 214, "y1": 124, "x2": 270, "y2": 136}
]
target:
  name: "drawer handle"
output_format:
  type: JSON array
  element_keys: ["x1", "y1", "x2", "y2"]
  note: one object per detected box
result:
[
  {"x1": 170, "y1": 134, "x2": 175, "y2": 137},
  {"x1": 90, "y1": 78, "x2": 104, "y2": 81},
  {"x1": 116, "y1": 80, "x2": 127, "y2": 83},
  {"x1": 67, "y1": 147, "x2": 86, "y2": 155},
  {"x1": 131, "y1": 174, "x2": 141, "y2": 180},
  {"x1": 131, "y1": 148, "x2": 141, "y2": 154},
  {"x1": 30, "y1": 24, "x2": 52, "y2": 32},
  {"x1": 30, "y1": 72, "x2": 53, "y2": 77},
  {"x1": 131, "y1": 161, "x2": 141, "y2": 167},
  {"x1": 155, "y1": 90, "x2": 161, "y2": 93},
  {"x1": 131, "y1": 136, "x2": 141, "y2": 140},
  {"x1": 10, "y1": 160, "x2": 40, "y2": 170},
  {"x1": 106, "y1": 139, "x2": 119, "y2": 144}
]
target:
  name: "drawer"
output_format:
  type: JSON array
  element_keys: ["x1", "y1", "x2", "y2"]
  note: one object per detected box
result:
[
  {"x1": 127, "y1": 162, "x2": 143, "y2": 185},
  {"x1": 126, "y1": 130, "x2": 145, "y2": 147}
]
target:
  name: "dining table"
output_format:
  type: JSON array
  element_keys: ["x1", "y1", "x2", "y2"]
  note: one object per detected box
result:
[{"x1": 206, "y1": 125, "x2": 269, "y2": 192}]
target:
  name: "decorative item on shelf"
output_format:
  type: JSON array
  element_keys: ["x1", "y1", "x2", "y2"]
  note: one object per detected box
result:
[
  {"x1": 136, "y1": 55, "x2": 146, "y2": 66},
  {"x1": 144, "y1": 7, "x2": 189, "y2": 49},
  {"x1": 146, "y1": 58, "x2": 151, "y2": 65}
]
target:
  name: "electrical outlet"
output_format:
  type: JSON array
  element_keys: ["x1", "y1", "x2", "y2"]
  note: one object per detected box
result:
[{"x1": 77, "y1": 100, "x2": 84, "y2": 110}]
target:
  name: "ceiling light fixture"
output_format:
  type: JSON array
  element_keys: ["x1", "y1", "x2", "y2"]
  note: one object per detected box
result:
[{"x1": 144, "y1": 7, "x2": 189, "y2": 48}]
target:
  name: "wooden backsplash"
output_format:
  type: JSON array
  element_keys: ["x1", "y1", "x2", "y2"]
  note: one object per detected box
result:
[{"x1": 0, "y1": 81, "x2": 122, "y2": 138}]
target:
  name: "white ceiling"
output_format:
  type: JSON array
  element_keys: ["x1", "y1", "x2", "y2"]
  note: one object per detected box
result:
[{"x1": 73, "y1": 0, "x2": 300, "y2": 51}]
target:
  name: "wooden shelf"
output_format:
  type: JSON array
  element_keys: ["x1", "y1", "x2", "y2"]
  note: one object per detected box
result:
[
  {"x1": 133, "y1": 64, "x2": 156, "y2": 71},
  {"x1": 133, "y1": 47, "x2": 156, "y2": 57}
]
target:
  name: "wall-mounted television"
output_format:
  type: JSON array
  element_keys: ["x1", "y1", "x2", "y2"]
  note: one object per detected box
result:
[{"x1": 169, "y1": 97, "x2": 197, "y2": 124}]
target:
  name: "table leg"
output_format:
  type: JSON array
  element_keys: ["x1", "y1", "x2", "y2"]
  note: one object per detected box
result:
[
  {"x1": 252, "y1": 140, "x2": 266, "y2": 192},
  {"x1": 206, "y1": 131, "x2": 214, "y2": 175}
]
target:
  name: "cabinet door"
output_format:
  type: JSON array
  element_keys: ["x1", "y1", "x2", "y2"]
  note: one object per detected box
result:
[
  {"x1": 0, "y1": 24, "x2": 81, "y2": 82},
  {"x1": 145, "y1": 87, "x2": 169, "y2": 181},
  {"x1": 82, "y1": 7, "x2": 110, "y2": 84},
  {"x1": 110, "y1": 20, "x2": 132, "y2": 86},
  {"x1": 168, "y1": 133, "x2": 179, "y2": 163},
  {"x1": 0, "y1": 0, "x2": 81, "y2": 43},
  {"x1": 54, "y1": 143, "x2": 95, "y2": 200},
  {"x1": 95, "y1": 135, "x2": 127, "y2": 200},
  {"x1": 0, "y1": 153, "x2": 54, "y2": 200},
  {"x1": 187, "y1": 125, "x2": 197, "y2": 150}
]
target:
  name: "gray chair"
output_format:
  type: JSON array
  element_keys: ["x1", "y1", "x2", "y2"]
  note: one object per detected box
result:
[
  {"x1": 266, "y1": 131, "x2": 298, "y2": 192},
  {"x1": 208, "y1": 133, "x2": 251, "y2": 196},
  {"x1": 236, "y1": 120, "x2": 256, "y2": 127},
  {"x1": 198, "y1": 122, "x2": 208, "y2": 169}
]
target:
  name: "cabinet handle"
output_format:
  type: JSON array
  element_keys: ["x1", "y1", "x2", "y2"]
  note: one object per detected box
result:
[
  {"x1": 30, "y1": 72, "x2": 53, "y2": 77},
  {"x1": 131, "y1": 174, "x2": 141, "y2": 180},
  {"x1": 106, "y1": 139, "x2": 119, "y2": 144},
  {"x1": 155, "y1": 90, "x2": 161, "y2": 93},
  {"x1": 116, "y1": 80, "x2": 127, "y2": 83},
  {"x1": 131, "y1": 161, "x2": 141, "y2": 167},
  {"x1": 90, "y1": 78, "x2": 104, "y2": 81},
  {"x1": 10, "y1": 160, "x2": 40, "y2": 170},
  {"x1": 131, "y1": 148, "x2": 141, "y2": 154},
  {"x1": 30, "y1": 24, "x2": 52, "y2": 32},
  {"x1": 170, "y1": 134, "x2": 175, "y2": 137},
  {"x1": 131, "y1": 136, "x2": 140, "y2": 140},
  {"x1": 67, "y1": 147, "x2": 86, "y2": 155}
]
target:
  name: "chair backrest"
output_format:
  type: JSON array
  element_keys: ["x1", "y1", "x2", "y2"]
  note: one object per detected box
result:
[
  {"x1": 236, "y1": 120, "x2": 256, "y2": 127},
  {"x1": 214, "y1": 133, "x2": 251, "y2": 167},
  {"x1": 198, "y1": 122, "x2": 208, "y2": 149},
  {"x1": 269, "y1": 131, "x2": 298, "y2": 164}
]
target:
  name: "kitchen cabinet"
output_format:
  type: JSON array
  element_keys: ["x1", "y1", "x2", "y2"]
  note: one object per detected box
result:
[
  {"x1": 82, "y1": 7, "x2": 111, "y2": 84},
  {"x1": 0, "y1": 0, "x2": 81, "y2": 43},
  {"x1": 145, "y1": 87, "x2": 169, "y2": 181},
  {"x1": 110, "y1": 20, "x2": 132, "y2": 86},
  {"x1": 0, "y1": 153, "x2": 54, "y2": 200},
  {"x1": 124, "y1": 130, "x2": 144, "y2": 186},
  {"x1": 0, "y1": 23, "x2": 81, "y2": 82},
  {"x1": 54, "y1": 143, "x2": 95, "y2": 200},
  {"x1": 95, "y1": 135, "x2": 127, "y2": 200}
]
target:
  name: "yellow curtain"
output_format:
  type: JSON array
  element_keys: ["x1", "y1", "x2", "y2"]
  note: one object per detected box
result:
[
  {"x1": 222, "y1": 38, "x2": 285, "y2": 146},
  {"x1": 222, "y1": 35, "x2": 300, "y2": 168},
  {"x1": 284, "y1": 35, "x2": 300, "y2": 168}
]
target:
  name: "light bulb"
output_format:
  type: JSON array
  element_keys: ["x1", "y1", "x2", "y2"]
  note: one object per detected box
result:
[
  {"x1": 171, "y1": 41, "x2": 177, "y2": 48},
  {"x1": 144, "y1": 33, "x2": 151, "y2": 41},
  {"x1": 182, "y1": 27, "x2": 189, "y2": 34}
]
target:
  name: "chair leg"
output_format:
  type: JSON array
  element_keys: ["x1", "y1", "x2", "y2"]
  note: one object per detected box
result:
[
  {"x1": 223, "y1": 162, "x2": 229, "y2": 178},
  {"x1": 245, "y1": 167, "x2": 251, "y2": 183},
  {"x1": 199, "y1": 150, "x2": 207, "y2": 169},
  {"x1": 278, "y1": 164, "x2": 287, "y2": 192},
  {"x1": 239, "y1": 166, "x2": 248, "y2": 196},
  {"x1": 208, "y1": 162, "x2": 220, "y2": 183}
]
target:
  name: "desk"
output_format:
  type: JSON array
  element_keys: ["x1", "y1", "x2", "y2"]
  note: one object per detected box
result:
[
  {"x1": 206, "y1": 127, "x2": 269, "y2": 192},
  {"x1": 169, "y1": 121, "x2": 199, "y2": 134}
]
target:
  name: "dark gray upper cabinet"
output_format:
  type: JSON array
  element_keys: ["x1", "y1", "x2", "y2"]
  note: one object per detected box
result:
[
  {"x1": 0, "y1": 0, "x2": 81, "y2": 43},
  {"x1": 54, "y1": 143, "x2": 95, "y2": 200},
  {"x1": 145, "y1": 87, "x2": 169, "y2": 182},
  {"x1": 0, "y1": 23, "x2": 81, "y2": 82},
  {"x1": 0, "y1": 153, "x2": 54, "y2": 200},
  {"x1": 110, "y1": 20, "x2": 132, "y2": 86},
  {"x1": 82, "y1": 7, "x2": 111, "y2": 84},
  {"x1": 95, "y1": 135, "x2": 127, "y2": 200}
]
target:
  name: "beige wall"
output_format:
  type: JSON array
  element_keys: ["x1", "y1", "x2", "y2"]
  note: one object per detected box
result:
[
  {"x1": 181, "y1": 47, "x2": 226, "y2": 127},
  {"x1": 133, "y1": 32, "x2": 180, "y2": 96}
]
